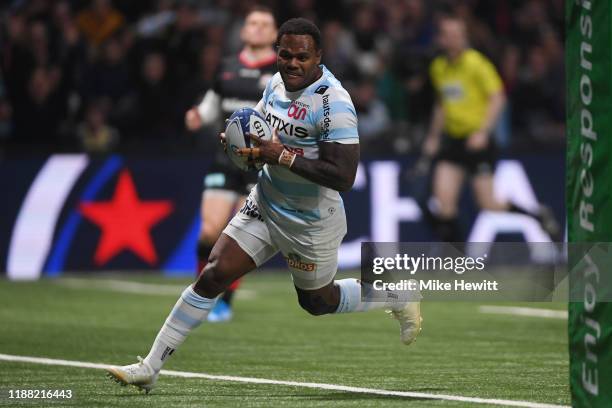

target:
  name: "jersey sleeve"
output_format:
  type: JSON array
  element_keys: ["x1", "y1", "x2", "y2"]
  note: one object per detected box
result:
[
  {"x1": 315, "y1": 88, "x2": 359, "y2": 143},
  {"x1": 474, "y1": 55, "x2": 503, "y2": 96},
  {"x1": 196, "y1": 89, "x2": 221, "y2": 124}
]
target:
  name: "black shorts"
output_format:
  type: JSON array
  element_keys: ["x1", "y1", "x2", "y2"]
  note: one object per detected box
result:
[
  {"x1": 203, "y1": 157, "x2": 258, "y2": 195},
  {"x1": 436, "y1": 134, "x2": 497, "y2": 175}
]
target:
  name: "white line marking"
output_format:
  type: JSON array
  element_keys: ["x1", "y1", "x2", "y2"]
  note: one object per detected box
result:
[
  {"x1": 479, "y1": 306, "x2": 568, "y2": 319},
  {"x1": 55, "y1": 278, "x2": 257, "y2": 299},
  {"x1": 0, "y1": 353, "x2": 568, "y2": 408},
  {"x1": 57, "y1": 278, "x2": 185, "y2": 295}
]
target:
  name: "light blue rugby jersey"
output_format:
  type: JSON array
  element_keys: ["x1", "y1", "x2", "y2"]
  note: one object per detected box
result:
[{"x1": 253, "y1": 65, "x2": 359, "y2": 227}]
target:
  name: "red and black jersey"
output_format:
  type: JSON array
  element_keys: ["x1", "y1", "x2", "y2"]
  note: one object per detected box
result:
[{"x1": 213, "y1": 51, "x2": 277, "y2": 119}]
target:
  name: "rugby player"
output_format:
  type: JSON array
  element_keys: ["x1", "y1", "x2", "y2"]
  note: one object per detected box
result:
[
  {"x1": 184, "y1": 6, "x2": 277, "y2": 322},
  {"x1": 107, "y1": 18, "x2": 421, "y2": 393},
  {"x1": 422, "y1": 15, "x2": 560, "y2": 242}
]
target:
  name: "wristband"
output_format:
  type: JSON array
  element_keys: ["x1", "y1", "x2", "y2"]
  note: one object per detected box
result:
[{"x1": 278, "y1": 149, "x2": 297, "y2": 168}]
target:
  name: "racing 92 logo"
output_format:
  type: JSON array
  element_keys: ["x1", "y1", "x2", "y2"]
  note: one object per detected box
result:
[{"x1": 287, "y1": 102, "x2": 307, "y2": 120}]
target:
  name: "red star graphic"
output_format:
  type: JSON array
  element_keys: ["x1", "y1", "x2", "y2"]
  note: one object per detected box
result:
[{"x1": 79, "y1": 170, "x2": 173, "y2": 266}]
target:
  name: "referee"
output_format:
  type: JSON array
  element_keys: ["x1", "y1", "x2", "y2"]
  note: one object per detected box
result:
[{"x1": 422, "y1": 15, "x2": 559, "y2": 242}]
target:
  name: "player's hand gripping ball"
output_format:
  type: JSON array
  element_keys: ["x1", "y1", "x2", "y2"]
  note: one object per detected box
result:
[{"x1": 224, "y1": 108, "x2": 273, "y2": 171}]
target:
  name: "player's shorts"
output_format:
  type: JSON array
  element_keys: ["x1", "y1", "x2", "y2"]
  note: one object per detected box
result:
[
  {"x1": 203, "y1": 159, "x2": 258, "y2": 196},
  {"x1": 436, "y1": 133, "x2": 497, "y2": 175},
  {"x1": 222, "y1": 187, "x2": 347, "y2": 290}
]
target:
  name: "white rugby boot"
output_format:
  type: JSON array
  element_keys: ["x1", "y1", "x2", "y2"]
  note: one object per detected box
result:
[
  {"x1": 389, "y1": 301, "x2": 423, "y2": 345},
  {"x1": 106, "y1": 356, "x2": 159, "y2": 394}
]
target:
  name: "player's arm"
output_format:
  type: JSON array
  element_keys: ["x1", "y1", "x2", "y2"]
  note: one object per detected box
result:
[
  {"x1": 185, "y1": 89, "x2": 221, "y2": 130},
  {"x1": 241, "y1": 134, "x2": 359, "y2": 192},
  {"x1": 290, "y1": 142, "x2": 359, "y2": 192},
  {"x1": 479, "y1": 91, "x2": 506, "y2": 135},
  {"x1": 467, "y1": 57, "x2": 506, "y2": 150},
  {"x1": 287, "y1": 89, "x2": 360, "y2": 192}
]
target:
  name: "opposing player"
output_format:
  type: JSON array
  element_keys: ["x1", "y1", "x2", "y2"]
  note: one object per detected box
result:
[
  {"x1": 106, "y1": 18, "x2": 421, "y2": 393},
  {"x1": 184, "y1": 6, "x2": 277, "y2": 321},
  {"x1": 422, "y1": 15, "x2": 560, "y2": 242}
]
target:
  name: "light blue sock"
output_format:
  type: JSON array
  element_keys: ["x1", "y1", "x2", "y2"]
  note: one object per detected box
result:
[
  {"x1": 143, "y1": 286, "x2": 216, "y2": 371},
  {"x1": 334, "y1": 279, "x2": 419, "y2": 313}
]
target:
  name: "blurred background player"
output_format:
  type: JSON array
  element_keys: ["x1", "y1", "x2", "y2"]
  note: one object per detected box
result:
[
  {"x1": 421, "y1": 15, "x2": 560, "y2": 242},
  {"x1": 184, "y1": 6, "x2": 277, "y2": 322}
]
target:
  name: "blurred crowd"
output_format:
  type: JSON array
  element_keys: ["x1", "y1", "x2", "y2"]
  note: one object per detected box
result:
[{"x1": 0, "y1": 0, "x2": 565, "y2": 156}]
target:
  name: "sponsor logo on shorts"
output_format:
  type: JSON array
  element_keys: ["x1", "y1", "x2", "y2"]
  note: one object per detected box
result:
[
  {"x1": 239, "y1": 197, "x2": 264, "y2": 221},
  {"x1": 285, "y1": 253, "x2": 317, "y2": 272}
]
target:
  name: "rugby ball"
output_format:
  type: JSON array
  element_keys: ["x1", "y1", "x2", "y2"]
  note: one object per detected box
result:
[{"x1": 224, "y1": 108, "x2": 273, "y2": 171}]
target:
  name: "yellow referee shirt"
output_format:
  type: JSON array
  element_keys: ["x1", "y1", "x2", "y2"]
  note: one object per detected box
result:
[{"x1": 430, "y1": 49, "x2": 503, "y2": 138}]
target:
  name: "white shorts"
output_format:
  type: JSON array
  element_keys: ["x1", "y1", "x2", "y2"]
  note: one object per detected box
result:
[{"x1": 222, "y1": 188, "x2": 347, "y2": 290}]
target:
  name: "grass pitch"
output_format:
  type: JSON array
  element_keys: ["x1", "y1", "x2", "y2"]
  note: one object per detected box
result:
[{"x1": 0, "y1": 271, "x2": 569, "y2": 407}]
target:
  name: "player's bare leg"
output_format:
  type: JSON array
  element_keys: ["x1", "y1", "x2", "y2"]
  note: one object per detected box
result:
[
  {"x1": 106, "y1": 233, "x2": 256, "y2": 393},
  {"x1": 430, "y1": 161, "x2": 465, "y2": 241},
  {"x1": 294, "y1": 279, "x2": 422, "y2": 345},
  {"x1": 472, "y1": 173, "x2": 561, "y2": 240},
  {"x1": 471, "y1": 173, "x2": 507, "y2": 211},
  {"x1": 197, "y1": 190, "x2": 238, "y2": 274},
  {"x1": 199, "y1": 192, "x2": 247, "y2": 322}
]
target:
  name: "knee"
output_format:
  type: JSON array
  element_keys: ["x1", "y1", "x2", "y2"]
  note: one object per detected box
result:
[
  {"x1": 295, "y1": 289, "x2": 337, "y2": 316},
  {"x1": 476, "y1": 195, "x2": 504, "y2": 211},
  {"x1": 436, "y1": 203, "x2": 457, "y2": 219},
  {"x1": 200, "y1": 224, "x2": 222, "y2": 244},
  {"x1": 431, "y1": 196, "x2": 457, "y2": 218},
  {"x1": 193, "y1": 256, "x2": 231, "y2": 298}
]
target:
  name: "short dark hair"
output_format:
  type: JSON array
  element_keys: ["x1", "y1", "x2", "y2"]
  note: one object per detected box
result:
[
  {"x1": 276, "y1": 18, "x2": 321, "y2": 50},
  {"x1": 246, "y1": 5, "x2": 276, "y2": 24}
]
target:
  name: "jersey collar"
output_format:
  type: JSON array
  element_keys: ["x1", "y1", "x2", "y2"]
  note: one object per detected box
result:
[{"x1": 238, "y1": 50, "x2": 277, "y2": 69}]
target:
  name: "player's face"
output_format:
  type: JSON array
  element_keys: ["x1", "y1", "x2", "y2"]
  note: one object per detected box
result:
[
  {"x1": 437, "y1": 19, "x2": 467, "y2": 56},
  {"x1": 241, "y1": 11, "x2": 277, "y2": 48},
  {"x1": 277, "y1": 34, "x2": 322, "y2": 92}
]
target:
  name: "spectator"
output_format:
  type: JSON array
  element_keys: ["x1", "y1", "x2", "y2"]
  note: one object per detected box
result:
[
  {"x1": 321, "y1": 20, "x2": 358, "y2": 82},
  {"x1": 0, "y1": 0, "x2": 566, "y2": 153},
  {"x1": 12, "y1": 67, "x2": 66, "y2": 147},
  {"x1": 352, "y1": 79, "x2": 391, "y2": 146},
  {"x1": 80, "y1": 35, "x2": 131, "y2": 103},
  {"x1": 127, "y1": 51, "x2": 177, "y2": 144},
  {"x1": 76, "y1": 0, "x2": 125, "y2": 47},
  {"x1": 0, "y1": 75, "x2": 13, "y2": 145},
  {"x1": 76, "y1": 99, "x2": 119, "y2": 154},
  {"x1": 512, "y1": 45, "x2": 564, "y2": 147}
]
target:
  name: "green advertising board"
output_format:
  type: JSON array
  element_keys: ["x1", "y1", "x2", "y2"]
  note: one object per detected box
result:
[{"x1": 567, "y1": 0, "x2": 612, "y2": 406}]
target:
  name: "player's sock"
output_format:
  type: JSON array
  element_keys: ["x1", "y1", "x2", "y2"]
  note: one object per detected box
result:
[
  {"x1": 221, "y1": 279, "x2": 241, "y2": 305},
  {"x1": 143, "y1": 286, "x2": 215, "y2": 372},
  {"x1": 508, "y1": 203, "x2": 561, "y2": 241},
  {"x1": 197, "y1": 241, "x2": 213, "y2": 276},
  {"x1": 334, "y1": 278, "x2": 419, "y2": 313},
  {"x1": 508, "y1": 203, "x2": 535, "y2": 217}
]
